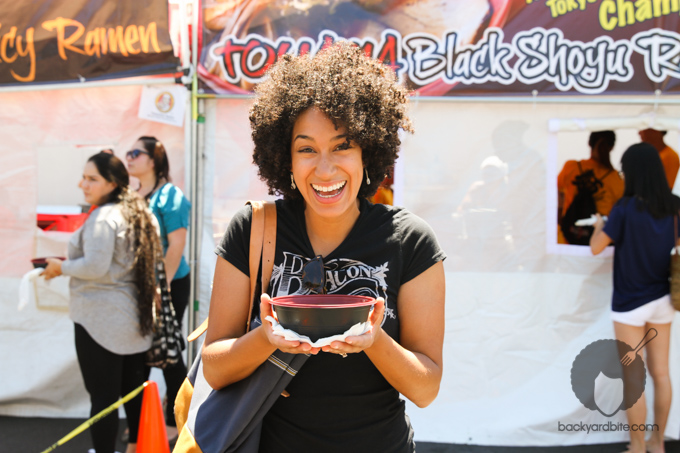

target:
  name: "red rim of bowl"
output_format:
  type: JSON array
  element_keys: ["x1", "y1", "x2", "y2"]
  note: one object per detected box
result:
[
  {"x1": 270, "y1": 294, "x2": 375, "y2": 309},
  {"x1": 31, "y1": 257, "x2": 65, "y2": 263}
]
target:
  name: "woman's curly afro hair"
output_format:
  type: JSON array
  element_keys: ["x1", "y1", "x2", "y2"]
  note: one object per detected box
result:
[{"x1": 249, "y1": 41, "x2": 413, "y2": 200}]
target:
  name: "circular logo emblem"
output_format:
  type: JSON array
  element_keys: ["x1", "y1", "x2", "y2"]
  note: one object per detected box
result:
[
  {"x1": 570, "y1": 338, "x2": 646, "y2": 417},
  {"x1": 155, "y1": 91, "x2": 174, "y2": 113}
]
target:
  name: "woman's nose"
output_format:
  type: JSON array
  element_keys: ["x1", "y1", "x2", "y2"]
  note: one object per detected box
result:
[{"x1": 316, "y1": 151, "x2": 336, "y2": 175}]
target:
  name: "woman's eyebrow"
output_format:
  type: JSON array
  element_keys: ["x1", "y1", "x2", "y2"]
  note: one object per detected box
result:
[
  {"x1": 292, "y1": 134, "x2": 313, "y2": 143},
  {"x1": 293, "y1": 134, "x2": 348, "y2": 142}
]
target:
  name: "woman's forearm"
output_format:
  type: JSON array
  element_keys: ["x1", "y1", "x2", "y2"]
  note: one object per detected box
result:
[
  {"x1": 362, "y1": 262, "x2": 445, "y2": 408},
  {"x1": 201, "y1": 325, "x2": 278, "y2": 389},
  {"x1": 164, "y1": 228, "x2": 187, "y2": 282},
  {"x1": 590, "y1": 215, "x2": 611, "y2": 255},
  {"x1": 364, "y1": 330, "x2": 443, "y2": 408},
  {"x1": 164, "y1": 241, "x2": 183, "y2": 282}
]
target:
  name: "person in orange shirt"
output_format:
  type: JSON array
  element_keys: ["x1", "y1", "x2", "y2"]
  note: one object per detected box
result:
[
  {"x1": 371, "y1": 173, "x2": 394, "y2": 205},
  {"x1": 557, "y1": 131, "x2": 625, "y2": 244},
  {"x1": 639, "y1": 128, "x2": 679, "y2": 189}
]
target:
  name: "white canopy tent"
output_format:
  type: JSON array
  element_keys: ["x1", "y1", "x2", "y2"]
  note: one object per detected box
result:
[
  {"x1": 1, "y1": 0, "x2": 680, "y2": 446},
  {"x1": 2, "y1": 81, "x2": 680, "y2": 448}
]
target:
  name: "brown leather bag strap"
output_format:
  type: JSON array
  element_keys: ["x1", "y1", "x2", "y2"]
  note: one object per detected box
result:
[
  {"x1": 246, "y1": 201, "x2": 265, "y2": 332},
  {"x1": 261, "y1": 202, "x2": 277, "y2": 295},
  {"x1": 187, "y1": 200, "x2": 277, "y2": 341},
  {"x1": 188, "y1": 318, "x2": 208, "y2": 342}
]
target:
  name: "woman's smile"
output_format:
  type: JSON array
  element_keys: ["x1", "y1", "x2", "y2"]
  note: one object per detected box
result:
[{"x1": 311, "y1": 181, "x2": 347, "y2": 199}]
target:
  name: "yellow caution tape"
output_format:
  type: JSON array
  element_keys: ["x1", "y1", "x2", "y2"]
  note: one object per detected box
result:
[{"x1": 40, "y1": 381, "x2": 149, "y2": 453}]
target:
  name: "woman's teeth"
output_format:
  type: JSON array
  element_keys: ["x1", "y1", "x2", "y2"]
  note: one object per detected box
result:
[{"x1": 312, "y1": 181, "x2": 346, "y2": 198}]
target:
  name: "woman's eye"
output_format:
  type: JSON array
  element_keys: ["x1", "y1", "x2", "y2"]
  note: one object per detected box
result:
[
  {"x1": 298, "y1": 147, "x2": 315, "y2": 153},
  {"x1": 335, "y1": 142, "x2": 351, "y2": 151}
]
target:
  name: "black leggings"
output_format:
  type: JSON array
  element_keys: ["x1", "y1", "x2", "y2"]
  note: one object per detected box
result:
[
  {"x1": 162, "y1": 273, "x2": 190, "y2": 427},
  {"x1": 74, "y1": 323, "x2": 146, "y2": 453}
]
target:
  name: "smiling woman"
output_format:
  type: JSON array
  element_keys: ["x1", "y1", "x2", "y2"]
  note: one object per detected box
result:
[{"x1": 184, "y1": 42, "x2": 447, "y2": 453}]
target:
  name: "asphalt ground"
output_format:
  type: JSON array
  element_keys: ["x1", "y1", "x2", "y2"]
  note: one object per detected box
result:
[{"x1": 2, "y1": 416, "x2": 680, "y2": 453}]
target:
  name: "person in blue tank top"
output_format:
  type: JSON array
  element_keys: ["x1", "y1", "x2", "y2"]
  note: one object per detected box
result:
[
  {"x1": 126, "y1": 136, "x2": 191, "y2": 443},
  {"x1": 590, "y1": 143, "x2": 677, "y2": 453}
]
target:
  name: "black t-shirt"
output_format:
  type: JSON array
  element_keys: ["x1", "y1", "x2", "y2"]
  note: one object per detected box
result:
[{"x1": 215, "y1": 197, "x2": 446, "y2": 453}]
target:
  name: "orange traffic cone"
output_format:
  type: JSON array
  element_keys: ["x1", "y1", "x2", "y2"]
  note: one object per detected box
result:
[{"x1": 137, "y1": 381, "x2": 170, "y2": 453}]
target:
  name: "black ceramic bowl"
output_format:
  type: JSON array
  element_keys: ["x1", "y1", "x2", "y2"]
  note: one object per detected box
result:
[
  {"x1": 270, "y1": 294, "x2": 375, "y2": 342},
  {"x1": 31, "y1": 257, "x2": 65, "y2": 269}
]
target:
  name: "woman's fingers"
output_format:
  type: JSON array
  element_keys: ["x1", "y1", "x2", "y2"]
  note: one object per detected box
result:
[
  {"x1": 260, "y1": 293, "x2": 274, "y2": 321},
  {"x1": 369, "y1": 298, "x2": 385, "y2": 327},
  {"x1": 260, "y1": 293, "x2": 320, "y2": 354},
  {"x1": 323, "y1": 298, "x2": 385, "y2": 355},
  {"x1": 41, "y1": 259, "x2": 63, "y2": 280}
]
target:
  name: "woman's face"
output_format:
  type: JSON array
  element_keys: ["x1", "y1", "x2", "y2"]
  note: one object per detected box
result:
[
  {"x1": 79, "y1": 161, "x2": 117, "y2": 205},
  {"x1": 125, "y1": 140, "x2": 155, "y2": 178},
  {"x1": 291, "y1": 107, "x2": 364, "y2": 221}
]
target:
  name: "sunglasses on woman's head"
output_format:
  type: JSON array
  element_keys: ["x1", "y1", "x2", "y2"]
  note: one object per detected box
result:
[
  {"x1": 302, "y1": 255, "x2": 326, "y2": 294},
  {"x1": 126, "y1": 149, "x2": 151, "y2": 159}
]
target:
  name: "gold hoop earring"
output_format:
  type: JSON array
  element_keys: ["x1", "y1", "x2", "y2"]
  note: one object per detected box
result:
[{"x1": 291, "y1": 173, "x2": 296, "y2": 190}]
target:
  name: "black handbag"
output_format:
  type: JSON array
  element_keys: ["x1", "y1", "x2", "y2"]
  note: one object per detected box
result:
[{"x1": 146, "y1": 258, "x2": 186, "y2": 368}]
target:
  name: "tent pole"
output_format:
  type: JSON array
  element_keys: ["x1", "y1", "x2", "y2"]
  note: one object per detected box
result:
[{"x1": 186, "y1": 0, "x2": 201, "y2": 365}]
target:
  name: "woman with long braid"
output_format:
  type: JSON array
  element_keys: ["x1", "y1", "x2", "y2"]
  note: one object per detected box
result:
[{"x1": 42, "y1": 152, "x2": 162, "y2": 453}]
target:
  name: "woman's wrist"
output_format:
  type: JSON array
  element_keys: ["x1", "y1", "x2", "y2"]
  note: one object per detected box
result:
[{"x1": 364, "y1": 324, "x2": 385, "y2": 353}]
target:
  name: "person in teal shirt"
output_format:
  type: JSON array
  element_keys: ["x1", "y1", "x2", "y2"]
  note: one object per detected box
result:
[{"x1": 126, "y1": 136, "x2": 190, "y2": 444}]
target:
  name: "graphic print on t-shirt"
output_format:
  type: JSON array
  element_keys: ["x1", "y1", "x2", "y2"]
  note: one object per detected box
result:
[{"x1": 270, "y1": 252, "x2": 394, "y2": 322}]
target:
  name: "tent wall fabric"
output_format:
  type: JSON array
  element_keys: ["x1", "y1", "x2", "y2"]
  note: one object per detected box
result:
[
  {"x1": 1, "y1": 84, "x2": 679, "y2": 445},
  {"x1": 0, "y1": 85, "x2": 186, "y2": 417},
  {"x1": 392, "y1": 100, "x2": 680, "y2": 445}
]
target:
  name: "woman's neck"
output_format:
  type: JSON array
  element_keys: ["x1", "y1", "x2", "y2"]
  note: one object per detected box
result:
[
  {"x1": 304, "y1": 199, "x2": 361, "y2": 257},
  {"x1": 136, "y1": 173, "x2": 160, "y2": 198}
]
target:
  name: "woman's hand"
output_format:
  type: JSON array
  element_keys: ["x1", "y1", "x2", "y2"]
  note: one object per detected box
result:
[
  {"x1": 41, "y1": 258, "x2": 64, "y2": 280},
  {"x1": 593, "y1": 213, "x2": 605, "y2": 230},
  {"x1": 321, "y1": 297, "x2": 385, "y2": 357},
  {"x1": 590, "y1": 213, "x2": 612, "y2": 255},
  {"x1": 259, "y1": 294, "x2": 321, "y2": 355}
]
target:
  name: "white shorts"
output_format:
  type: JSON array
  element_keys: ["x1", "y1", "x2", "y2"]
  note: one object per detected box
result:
[{"x1": 611, "y1": 294, "x2": 676, "y2": 326}]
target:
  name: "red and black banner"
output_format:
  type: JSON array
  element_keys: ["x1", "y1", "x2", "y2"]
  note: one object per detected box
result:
[
  {"x1": 0, "y1": 0, "x2": 180, "y2": 86},
  {"x1": 198, "y1": 0, "x2": 680, "y2": 96}
]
